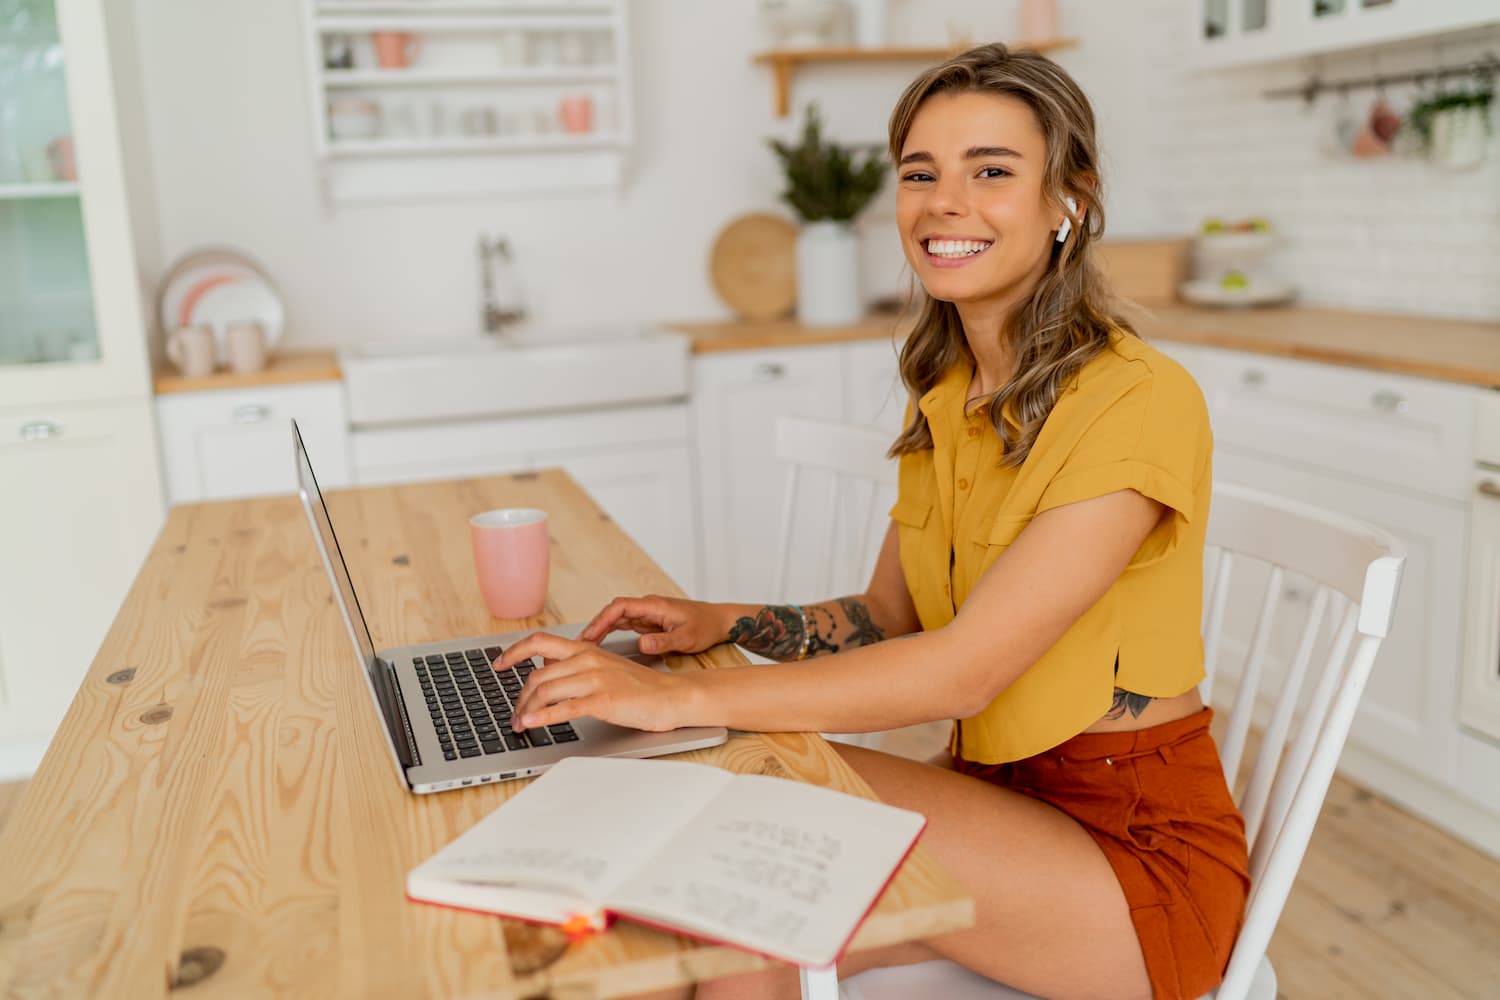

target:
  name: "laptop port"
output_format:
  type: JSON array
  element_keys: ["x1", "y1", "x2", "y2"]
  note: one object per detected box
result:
[
  {"x1": 500, "y1": 772, "x2": 516, "y2": 780},
  {"x1": 460, "y1": 779, "x2": 473, "y2": 786}
]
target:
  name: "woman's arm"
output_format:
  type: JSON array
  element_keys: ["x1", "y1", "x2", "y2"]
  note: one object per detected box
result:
[
  {"x1": 724, "y1": 523, "x2": 921, "y2": 661},
  {"x1": 505, "y1": 490, "x2": 1166, "y2": 735}
]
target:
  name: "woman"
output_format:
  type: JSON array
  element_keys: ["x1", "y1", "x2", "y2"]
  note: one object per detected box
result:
[{"x1": 499, "y1": 43, "x2": 1249, "y2": 1000}]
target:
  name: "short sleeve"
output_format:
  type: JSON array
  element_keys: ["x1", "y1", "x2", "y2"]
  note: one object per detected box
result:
[{"x1": 1036, "y1": 363, "x2": 1210, "y2": 564}]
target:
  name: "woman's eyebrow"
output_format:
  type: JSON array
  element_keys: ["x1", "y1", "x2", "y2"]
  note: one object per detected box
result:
[{"x1": 897, "y1": 145, "x2": 1024, "y2": 166}]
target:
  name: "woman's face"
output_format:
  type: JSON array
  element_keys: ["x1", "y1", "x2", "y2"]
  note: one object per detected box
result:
[{"x1": 895, "y1": 90, "x2": 1065, "y2": 312}]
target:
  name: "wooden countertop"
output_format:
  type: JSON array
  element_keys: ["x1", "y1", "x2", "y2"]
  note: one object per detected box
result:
[
  {"x1": 154, "y1": 349, "x2": 342, "y2": 394},
  {"x1": 672, "y1": 304, "x2": 1500, "y2": 388},
  {"x1": 0, "y1": 470, "x2": 971, "y2": 998},
  {"x1": 1132, "y1": 303, "x2": 1500, "y2": 389}
]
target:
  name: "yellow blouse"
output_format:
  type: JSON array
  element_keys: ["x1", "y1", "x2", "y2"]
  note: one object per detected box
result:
[{"x1": 891, "y1": 331, "x2": 1213, "y2": 764}]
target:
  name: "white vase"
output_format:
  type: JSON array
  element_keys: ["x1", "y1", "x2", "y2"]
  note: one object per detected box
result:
[
  {"x1": 796, "y1": 221, "x2": 864, "y2": 326},
  {"x1": 848, "y1": 0, "x2": 890, "y2": 48}
]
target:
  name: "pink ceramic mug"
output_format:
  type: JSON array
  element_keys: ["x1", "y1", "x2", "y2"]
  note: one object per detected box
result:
[
  {"x1": 470, "y1": 508, "x2": 549, "y2": 619},
  {"x1": 558, "y1": 95, "x2": 593, "y2": 134},
  {"x1": 371, "y1": 31, "x2": 420, "y2": 69}
]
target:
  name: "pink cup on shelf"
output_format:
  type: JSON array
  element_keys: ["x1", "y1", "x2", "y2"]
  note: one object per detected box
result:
[
  {"x1": 558, "y1": 95, "x2": 594, "y2": 134},
  {"x1": 372, "y1": 31, "x2": 420, "y2": 69},
  {"x1": 470, "y1": 508, "x2": 550, "y2": 620}
]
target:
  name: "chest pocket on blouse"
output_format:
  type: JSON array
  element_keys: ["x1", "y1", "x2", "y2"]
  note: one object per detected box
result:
[
  {"x1": 890, "y1": 496, "x2": 935, "y2": 606},
  {"x1": 973, "y1": 514, "x2": 1033, "y2": 574}
]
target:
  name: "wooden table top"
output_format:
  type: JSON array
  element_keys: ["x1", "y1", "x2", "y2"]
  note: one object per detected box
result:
[
  {"x1": 0, "y1": 470, "x2": 971, "y2": 999},
  {"x1": 153, "y1": 350, "x2": 342, "y2": 395}
]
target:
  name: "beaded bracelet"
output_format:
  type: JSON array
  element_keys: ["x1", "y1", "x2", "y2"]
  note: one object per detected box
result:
[{"x1": 787, "y1": 603, "x2": 811, "y2": 661}]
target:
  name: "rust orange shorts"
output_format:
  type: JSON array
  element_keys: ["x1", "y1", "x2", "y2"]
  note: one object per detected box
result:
[{"x1": 956, "y1": 708, "x2": 1250, "y2": 1000}]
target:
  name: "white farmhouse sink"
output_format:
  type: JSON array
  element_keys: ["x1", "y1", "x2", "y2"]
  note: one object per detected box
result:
[{"x1": 339, "y1": 325, "x2": 690, "y2": 427}]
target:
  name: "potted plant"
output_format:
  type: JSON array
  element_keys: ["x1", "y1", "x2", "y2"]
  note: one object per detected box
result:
[
  {"x1": 767, "y1": 104, "x2": 886, "y2": 325},
  {"x1": 1406, "y1": 84, "x2": 1492, "y2": 171}
]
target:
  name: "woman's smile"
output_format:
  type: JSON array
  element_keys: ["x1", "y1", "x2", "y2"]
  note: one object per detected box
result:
[{"x1": 922, "y1": 235, "x2": 995, "y2": 268}]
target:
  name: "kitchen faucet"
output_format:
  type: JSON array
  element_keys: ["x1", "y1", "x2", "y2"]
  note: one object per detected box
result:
[{"x1": 479, "y1": 234, "x2": 527, "y2": 334}]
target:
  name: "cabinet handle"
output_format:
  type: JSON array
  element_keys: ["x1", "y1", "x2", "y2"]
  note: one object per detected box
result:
[
  {"x1": 19, "y1": 419, "x2": 62, "y2": 441},
  {"x1": 232, "y1": 403, "x2": 272, "y2": 423},
  {"x1": 1371, "y1": 390, "x2": 1408, "y2": 415},
  {"x1": 1240, "y1": 368, "x2": 1266, "y2": 387},
  {"x1": 1479, "y1": 480, "x2": 1500, "y2": 500},
  {"x1": 754, "y1": 362, "x2": 787, "y2": 381}
]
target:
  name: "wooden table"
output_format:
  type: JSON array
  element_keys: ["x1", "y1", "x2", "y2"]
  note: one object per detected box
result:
[{"x1": 0, "y1": 470, "x2": 971, "y2": 998}]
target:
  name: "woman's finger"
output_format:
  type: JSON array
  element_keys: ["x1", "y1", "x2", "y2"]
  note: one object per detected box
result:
[
  {"x1": 580, "y1": 599, "x2": 633, "y2": 642},
  {"x1": 513, "y1": 669, "x2": 598, "y2": 729},
  {"x1": 496, "y1": 631, "x2": 589, "y2": 671}
]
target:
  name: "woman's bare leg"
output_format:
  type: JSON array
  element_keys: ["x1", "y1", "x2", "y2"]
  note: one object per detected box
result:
[{"x1": 693, "y1": 744, "x2": 1151, "y2": 1000}]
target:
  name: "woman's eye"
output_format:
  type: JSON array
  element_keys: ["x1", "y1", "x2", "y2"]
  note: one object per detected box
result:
[
  {"x1": 978, "y1": 167, "x2": 1011, "y2": 179},
  {"x1": 901, "y1": 171, "x2": 934, "y2": 183}
]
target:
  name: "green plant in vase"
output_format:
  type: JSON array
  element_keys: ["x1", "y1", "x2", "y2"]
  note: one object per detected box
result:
[{"x1": 766, "y1": 104, "x2": 887, "y2": 325}]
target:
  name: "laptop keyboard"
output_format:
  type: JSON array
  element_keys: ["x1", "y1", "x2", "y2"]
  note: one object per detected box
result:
[{"x1": 413, "y1": 647, "x2": 581, "y2": 762}]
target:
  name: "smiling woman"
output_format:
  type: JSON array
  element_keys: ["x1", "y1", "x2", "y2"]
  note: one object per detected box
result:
[{"x1": 497, "y1": 43, "x2": 1244, "y2": 1000}]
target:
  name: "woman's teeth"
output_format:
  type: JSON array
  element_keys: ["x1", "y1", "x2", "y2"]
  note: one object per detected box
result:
[{"x1": 926, "y1": 239, "x2": 992, "y2": 258}]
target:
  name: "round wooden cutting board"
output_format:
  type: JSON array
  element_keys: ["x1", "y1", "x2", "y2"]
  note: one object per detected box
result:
[{"x1": 709, "y1": 213, "x2": 799, "y2": 321}]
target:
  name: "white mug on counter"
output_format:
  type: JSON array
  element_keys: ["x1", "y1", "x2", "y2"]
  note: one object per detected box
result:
[
  {"x1": 226, "y1": 320, "x2": 269, "y2": 374},
  {"x1": 166, "y1": 324, "x2": 216, "y2": 377}
]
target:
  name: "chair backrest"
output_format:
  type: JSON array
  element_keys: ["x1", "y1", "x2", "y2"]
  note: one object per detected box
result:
[
  {"x1": 770, "y1": 416, "x2": 897, "y2": 604},
  {"x1": 1202, "y1": 481, "x2": 1404, "y2": 1000}
]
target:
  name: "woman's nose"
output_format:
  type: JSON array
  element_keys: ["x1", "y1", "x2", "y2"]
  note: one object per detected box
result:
[{"x1": 927, "y1": 175, "x2": 968, "y2": 216}]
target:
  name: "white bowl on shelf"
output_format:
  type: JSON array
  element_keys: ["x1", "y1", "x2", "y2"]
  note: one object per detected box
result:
[
  {"x1": 328, "y1": 99, "x2": 382, "y2": 141},
  {"x1": 760, "y1": 0, "x2": 842, "y2": 48}
]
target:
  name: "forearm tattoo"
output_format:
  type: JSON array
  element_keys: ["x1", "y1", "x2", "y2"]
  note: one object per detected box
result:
[
  {"x1": 1105, "y1": 688, "x2": 1154, "y2": 721},
  {"x1": 729, "y1": 605, "x2": 816, "y2": 660},
  {"x1": 839, "y1": 598, "x2": 885, "y2": 647}
]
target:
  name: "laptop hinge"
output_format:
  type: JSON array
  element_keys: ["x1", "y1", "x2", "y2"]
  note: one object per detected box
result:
[{"x1": 381, "y1": 660, "x2": 421, "y2": 768}]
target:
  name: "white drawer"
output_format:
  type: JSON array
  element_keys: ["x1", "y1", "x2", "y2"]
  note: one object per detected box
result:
[
  {"x1": 156, "y1": 381, "x2": 351, "y2": 503},
  {"x1": 1192, "y1": 348, "x2": 1476, "y2": 503}
]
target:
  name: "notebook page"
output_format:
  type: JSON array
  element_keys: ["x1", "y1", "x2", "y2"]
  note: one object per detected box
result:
[
  {"x1": 606, "y1": 773, "x2": 927, "y2": 967},
  {"x1": 410, "y1": 756, "x2": 732, "y2": 902}
]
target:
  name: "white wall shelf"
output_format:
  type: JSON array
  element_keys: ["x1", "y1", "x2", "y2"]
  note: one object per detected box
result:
[
  {"x1": 300, "y1": 0, "x2": 633, "y2": 203},
  {"x1": 323, "y1": 66, "x2": 616, "y2": 87},
  {"x1": 0, "y1": 181, "x2": 80, "y2": 200},
  {"x1": 327, "y1": 131, "x2": 623, "y2": 156}
]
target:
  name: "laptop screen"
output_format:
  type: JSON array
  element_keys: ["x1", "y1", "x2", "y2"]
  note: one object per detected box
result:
[{"x1": 294, "y1": 422, "x2": 379, "y2": 673}]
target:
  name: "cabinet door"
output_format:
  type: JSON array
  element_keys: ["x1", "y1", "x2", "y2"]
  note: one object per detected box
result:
[
  {"x1": 0, "y1": 401, "x2": 163, "y2": 748},
  {"x1": 1214, "y1": 448, "x2": 1466, "y2": 784},
  {"x1": 693, "y1": 346, "x2": 846, "y2": 602},
  {"x1": 547, "y1": 446, "x2": 698, "y2": 596},
  {"x1": 844, "y1": 339, "x2": 906, "y2": 434},
  {"x1": 156, "y1": 382, "x2": 351, "y2": 503}
]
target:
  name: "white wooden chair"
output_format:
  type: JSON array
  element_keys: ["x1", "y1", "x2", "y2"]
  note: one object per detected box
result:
[
  {"x1": 757, "y1": 415, "x2": 899, "y2": 751},
  {"x1": 838, "y1": 481, "x2": 1405, "y2": 1000}
]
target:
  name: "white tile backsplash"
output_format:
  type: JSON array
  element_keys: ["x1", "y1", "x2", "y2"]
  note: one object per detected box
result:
[{"x1": 1136, "y1": 0, "x2": 1500, "y2": 321}]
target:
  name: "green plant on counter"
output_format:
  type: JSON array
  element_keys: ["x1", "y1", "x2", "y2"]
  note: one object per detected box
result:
[{"x1": 766, "y1": 104, "x2": 886, "y2": 223}]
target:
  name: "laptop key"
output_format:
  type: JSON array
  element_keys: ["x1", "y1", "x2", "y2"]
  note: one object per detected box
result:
[
  {"x1": 481, "y1": 740, "x2": 504, "y2": 754},
  {"x1": 443, "y1": 751, "x2": 457, "y2": 761},
  {"x1": 552, "y1": 730, "x2": 580, "y2": 743},
  {"x1": 503, "y1": 732, "x2": 527, "y2": 751},
  {"x1": 484, "y1": 646, "x2": 502, "y2": 661},
  {"x1": 547, "y1": 724, "x2": 574, "y2": 736},
  {"x1": 459, "y1": 747, "x2": 481, "y2": 758},
  {"x1": 523, "y1": 728, "x2": 552, "y2": 747},
  {"x1": 425, "y1": 654, "x2": 444, "y2": 665}
]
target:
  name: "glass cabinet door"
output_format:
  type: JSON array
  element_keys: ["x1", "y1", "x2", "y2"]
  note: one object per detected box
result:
[{"x1": 0, "y1": 0, "x2": 100, "y2": 368}]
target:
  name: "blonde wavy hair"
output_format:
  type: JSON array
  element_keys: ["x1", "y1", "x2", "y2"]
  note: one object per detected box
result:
[{"x1": 887, "y1": 43, "x2": 1135, "y2": 466}]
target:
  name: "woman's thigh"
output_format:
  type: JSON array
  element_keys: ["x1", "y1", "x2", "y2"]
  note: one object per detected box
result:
[{"x1": 693, "y1": 744, "x2": 1151, "y2": 1000}]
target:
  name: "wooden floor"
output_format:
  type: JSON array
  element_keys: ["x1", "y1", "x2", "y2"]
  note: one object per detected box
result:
[{"x1": 4, "y1": 727, "x2": 1498, "y2": 998}]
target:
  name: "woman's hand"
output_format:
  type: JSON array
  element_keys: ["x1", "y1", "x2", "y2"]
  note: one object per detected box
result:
[
  {"x1": 579, "y1": 595, "x2": 731, "y2": 656},
  {"x1": 499, "y1": 633, "x2": 703, "y2": 733}
]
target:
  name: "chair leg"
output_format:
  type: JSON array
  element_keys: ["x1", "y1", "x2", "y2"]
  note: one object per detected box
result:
[{"x1": 800, "y1": 965, "x2": 840, "y2": 1000}]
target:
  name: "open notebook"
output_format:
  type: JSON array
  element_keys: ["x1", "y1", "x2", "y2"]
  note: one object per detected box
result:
[{"x1": 406, "y1": 755, "x2": 928, "y2": 968}]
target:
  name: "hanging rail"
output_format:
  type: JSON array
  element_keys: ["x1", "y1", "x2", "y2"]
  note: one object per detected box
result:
[{"x1": 1262, "y1": 52, "x2": 1498, "y2": 103}]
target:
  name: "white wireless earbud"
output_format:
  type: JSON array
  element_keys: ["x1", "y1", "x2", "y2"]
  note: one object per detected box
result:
[{"x1": 1056, "y1": 196, "x2": 1079, "y2": 244}]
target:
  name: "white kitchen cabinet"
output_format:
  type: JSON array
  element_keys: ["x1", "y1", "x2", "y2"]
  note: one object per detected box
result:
[
  {"x1": 155, "y1": 381, "x2": 352, "y2": 504},
  {"x1": 351, "y1": 402, "x2": 699, "y2": 594},
  {"x1": 693, "y1": 345, "x2": 848, "y2": 603},
  {"x1": 1213, "y1": 447, "x2": 1467, "y2": 782},
  {"x1": 693, "y1": 341, "x2": 910, "y2": 604},
  {"x1": 0, "y1": 402, "x2": 163, "y2": 756},
  {"x1": 0, "y1": 0, "x2": 165, "y2": 778},
  {"x1": 1189, "y1": 0, "x2": 1500, "y2": 69}
]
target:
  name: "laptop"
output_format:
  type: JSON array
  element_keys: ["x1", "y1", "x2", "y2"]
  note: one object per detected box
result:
[{"x1": 292, "y1": 420, "x2": 728, "y2": 794}]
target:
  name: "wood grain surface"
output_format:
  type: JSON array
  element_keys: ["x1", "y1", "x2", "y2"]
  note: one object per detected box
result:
[
  {"x1": 672, "y1": 302, "x2": 1500, "y2": 388},
  {"x1": 152, "y1": 350, "x2": 342, "y2": 395},
  {"x1": 0, "y1": 470, "x2": 971, "y2": 999}
]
